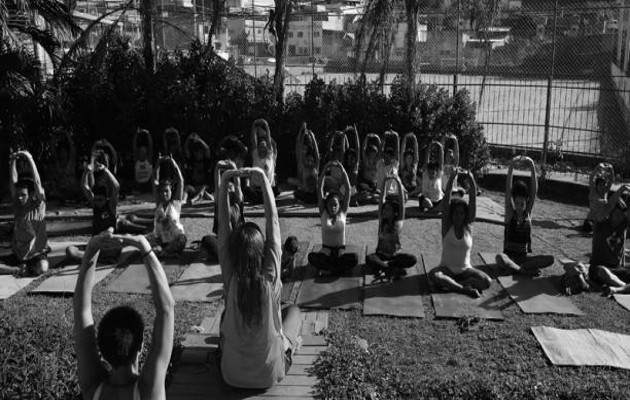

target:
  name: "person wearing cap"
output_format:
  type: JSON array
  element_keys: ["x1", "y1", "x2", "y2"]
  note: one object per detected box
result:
[{"x1": 587, "y1": 185, "x2": 630, "y2": 295}]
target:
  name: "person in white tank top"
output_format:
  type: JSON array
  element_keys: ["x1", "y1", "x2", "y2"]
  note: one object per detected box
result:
[
  {"x1": 145, "y1": 156, "x2": 187, "y2": 258},
  {"x1": 308, "y1": 161, "x2": 359, "y2": 276},
  {"x1": 74, "y1": 232, "x2": 175, "y2": 400},
  {"x1": 244, "y1": 119, "x2": 279, "y2": 204},
  {"x1": 428, "y1": 169, "x2": 492, "y2": 298}
]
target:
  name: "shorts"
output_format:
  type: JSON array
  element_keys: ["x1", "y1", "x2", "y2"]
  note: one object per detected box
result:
[
  {"x1": 588, "y1": 264, "x2": 630, "y2": 285},
  {"x1": 0, "y1": 252, "x2": 47, "y2": 275}
]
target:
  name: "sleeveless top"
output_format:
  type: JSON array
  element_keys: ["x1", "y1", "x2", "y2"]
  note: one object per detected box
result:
[
  {"x1": 504, "y1": 211, "x2": 532, "y2": 256},
  {"x1": 134, "y1": 160, "x2": 153, "y2": 184},
  {"x1": 12, "y1": 196, "x2": 48, "y2": 262},
  {"x1": 93, "y1": 202, "x2": 117, "y2": 235},
  {"x1": 322, "y1": 211, "x2": 346, "y2": 248},
  {"x1": 421, "y1": 171, "x2": 444, "y2": 202},
  {"x1": 440, "y1": 226, "x2": 473, "y2": 274},
  {"x1": 253, "y1": 149, "x2": 276, "y2": 187},
  {"x1": 93, "y1": 381, "x2": 141, "y2": 400},
  {"x1": 153, "y1": 200, "x2": 185, "y2": 243}
]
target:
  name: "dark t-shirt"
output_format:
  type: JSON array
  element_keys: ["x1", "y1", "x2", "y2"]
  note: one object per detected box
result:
[
  {"x1": 93, "y1": 203, "x2": 116, "y2": 235},
  {"x1": 590, "y1": 217, "x2": 628, "y2": 267}
]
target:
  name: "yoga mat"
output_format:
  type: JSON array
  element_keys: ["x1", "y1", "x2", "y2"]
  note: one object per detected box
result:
[
  {"x1": 170, "y1": 263, "x2": 223, "y2": 302},
  {"x1": 532, "y1": 326, "x2": 630, "y2": 370},
  {"x1": 47, "y1": 220, "x2": 92, "y2": 236},
  {"x1": 296, "y1": 244, "x2": 365, "y2": 310},
  {"x1": 105, "y1": 262, "x2": 180, "y2": 294},
  {"x1": 30, "y1": 263, "x2": 115, "y2": 294},
  {"x1": 0, "y1": 276, "x2": 36, "y2": 300},
  {"x1": 613, "y1": 294, "x2": 630, "y2": 312},
  {"x1": 422, "y1": 254, "x2": 505, "y2": 320},
  {"x1": 475, "y1": 196, "x2": 505, "y2": 225},
  {"x1": 479, "y1": 252, "x2": 584, "y2": 316},
  {"x1": 281, "y1": 241, "x2": 311, "y2": 303},
  {"x1": 363, "y1": 264, "x2": 425, "y2": 318}
]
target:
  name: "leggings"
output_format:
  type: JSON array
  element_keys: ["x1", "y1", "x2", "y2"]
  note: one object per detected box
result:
[
  {"x1": 308, "y1": 247, "x2": 359, "y2": 275},
  {"x1": 366, "y1": 252, "x2": 417, "y2": 273}
]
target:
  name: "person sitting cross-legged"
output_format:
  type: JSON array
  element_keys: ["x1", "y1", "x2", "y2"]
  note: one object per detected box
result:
[
  {"x1": 366, "y1": 174, "x2": 417, "y2": 282},
  {"x1": 0, "y1": 150, "x2": 49, "y2": 277},
  {"x1": 217, "y1": 166, "x2": 302, "y2": 388},
  {"x1": 307, "y1": 161, "x2": 359, "y2": 276},
  {"x1": 495, "y1": 156, "x2": 554, "y2": 277},
  {"x1": 585, "y1": 185, "x2": 630, "y2": 296},
  {"x1": 73, "y1": 232, "x2": 175, "y2": 400},
  {"x1": 429, "y1": 169, "x2": 492, "y2": 298}
]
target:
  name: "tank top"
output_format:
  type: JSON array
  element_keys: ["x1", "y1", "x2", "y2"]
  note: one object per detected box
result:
[
  {"x1": 253, "y1": 149, "x2": 276, "y2": 187},
  {"x1": 440, "y1": 226, "x2": 473, "y2": 274},
  {"x1": 93, "y1": 381, "x2": 141, "y2": 400},
  {"x1": 422, "y1": 171, "x2": 444, "y2": 202},
  {"x1": 134, "y1": 160, "x2": 153, "y2": 184},
  {"x1": 153, "y1": 200, "x2": 185, "y2": 243},
  {"x1": 504, "y1": 211, "x2": 532, "y2": 256},
  {"x1": 322, "y1": 211, "x2": 346, "y2": 248}
]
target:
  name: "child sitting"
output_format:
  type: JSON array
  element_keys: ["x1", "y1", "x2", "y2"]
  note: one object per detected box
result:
[
  {"x1": 586, "y1": 186, "x2": 630, "y2": 296},
  {"x1": 583, "y1": 163, "x2": 614, "y2": 233},
  {"x1": 399, "y1": 132, "x2": 419, "y2": 194},
  {"x1": 376, "y1": 130, "x2": 400, "y2": 196},
  {"x1": 293, "y1": 123, "x2": 320, "y2": 204},
  {"x1": 366, "y1": 175, "x2": 417, "y2": 282},
  {"x1": 147, "y1": 155, "x2": 187, "y2": 258},
  {"x1": 429, "y1": 169, "x2": 492, "y2": 298},
  {"x1": 132, "y1": 128, "x2": 154, "y2": 193},
  {"x1": 343, "y1": 125, "x2": 360, "y2": 201},
  {"x1": 414, "y1": 141, "x2": 444, "y2": 211},
  {"x1": 183, "y1": 133, "x2": 213, "y2": 205},
  {"x1": 0, "y1": 151, "x2": 49, "y2": 277},
  {"x1": 441, "y1": 134, "x2": 463, "y2": 196},
  {"x1": 495, "y1": 156, "x2": 554, "y2": 276},
  {"x1": 357, "y1": 133, "x2": 381, "y2": 203}
]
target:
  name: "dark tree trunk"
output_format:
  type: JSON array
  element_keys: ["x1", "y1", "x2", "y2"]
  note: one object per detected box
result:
[
  {"x1": 209, "y1": 0, "x2": 226, "y2": 45},
  {"x1": 404, "y1": 0, "x2": 421, "y2": 96},
  {"x1": 140, "y1": 0, "x2": 155, "y2": 74},
  {"x1": 273, "y1": 0, "x2": 292, "y2": 108}
]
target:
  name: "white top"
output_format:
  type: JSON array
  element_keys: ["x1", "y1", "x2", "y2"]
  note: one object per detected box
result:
[
  {"x1": 321, "y1": 210, "x2": 346, "y2": 248},
  {"x1": 422, "y1": 171, "x2": 444, "y2": 202},
  {"x1": 93, "y1": 381, "x2": 141, "y2": 400},
  {"x1": 253, "y1": 149, "x2": 276, "y2": 187},
  {"x1": 135, "y1": 160, "x2": 153, "y2": 184},
  {"x1": 440, "y1": 226, "x2": 473, "y2": 274},
  {"x1": 153, "y1": 200, "x2": 185, "y2": 243},
  {"x1": 376, "y1": 159, "x2": 399, "y2": 195}
]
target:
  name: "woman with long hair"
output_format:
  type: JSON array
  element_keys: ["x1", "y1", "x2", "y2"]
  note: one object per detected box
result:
[
  {"x1": 429, "y1": 169, "x2": 492, "y2": 298},
  {"x1": 217, "y1": 166, "x2": 301, "y2": 388}
]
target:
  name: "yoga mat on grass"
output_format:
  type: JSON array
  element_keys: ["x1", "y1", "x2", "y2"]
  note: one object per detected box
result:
[
  {"x1": 479, "y1": 252, "x2": 584, "y2": 316},
  {"x1": 363, "y1": 264, "x2": 425, "y2": 318},
  {"x1": 613, "y1": 294, "x2": 630, "y2": 312},
  {"x1": 30, "y1": 263, "x2": 115, "y2": 294},
  {"x1": 105, "y1": 262, "x2": 181, "y2": 294},
  {"x1": 422, "y1": 254, "x2": 505, "y2": 320},
  {"x1": 0, "y1": 276, "x2": 36, "y2": 300},
  {"x1": 296, "y1": 244, "x2": 365, "y2": 310},
  {"x1": 532, "y1": 326, "x2": 630, "y2": 370},
  {"x1": 170, "y1": 263, "x2": 223, "y2": 302},
  {"x1": 281, "y1": 241, "x2": 311, "y2": 303},
  {"x1": 47, "y1": 220, "x2": 92, "y2": 236}
]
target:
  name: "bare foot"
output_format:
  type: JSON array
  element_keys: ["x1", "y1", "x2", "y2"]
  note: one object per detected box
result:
[
  {"x1": 462, "y1": 286, "x2": 481, "y2": 298},
  {"x1": 604, "y1": 286, "x2": 619, "y2": 297}
]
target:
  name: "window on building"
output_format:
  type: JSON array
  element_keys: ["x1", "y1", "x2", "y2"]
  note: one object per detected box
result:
[
  {"x1": 315, "y1": 47, "x2": 321, "y2": 54},
  {"x1": 314, "y1": 32, "x2": 321, "y2": 37},
  {"x1": 297, "y1": 31, "x2": 303, "y2": 38},
  {"x1": 289, "y1": 45, "x2": 296, "y2": 56}
]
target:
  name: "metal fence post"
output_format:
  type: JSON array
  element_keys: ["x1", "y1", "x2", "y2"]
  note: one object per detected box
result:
[
  {"x1": 542, "y1": 0, "x2": 559, "y2": 169},
  {"x1": 453, "y1": 0, "x2": 461, "y2": 96},
  {"x1": 252, "y1": 2, "x2": 257, "y2": 78}
]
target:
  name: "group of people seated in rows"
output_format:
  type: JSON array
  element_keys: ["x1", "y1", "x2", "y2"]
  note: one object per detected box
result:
[{"x1": 2, "y1": 120, "x2": 629, "y2": 398}]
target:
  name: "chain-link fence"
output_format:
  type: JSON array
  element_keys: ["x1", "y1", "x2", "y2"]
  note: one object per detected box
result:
[{"x1": 80, "y1": 0, "x2": 630, "y2": 162}]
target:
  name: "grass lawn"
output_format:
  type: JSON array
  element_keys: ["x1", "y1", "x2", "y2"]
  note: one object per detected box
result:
[{"x1": 2, "y1": 190, "x2": 630, "y2": 399}]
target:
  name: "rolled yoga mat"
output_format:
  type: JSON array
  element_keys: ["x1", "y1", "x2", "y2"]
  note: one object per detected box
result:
[
  {"x1": 479, "y1": 252, "x2": 584, "y2": 316},
  {"x1": 532, "y1": 326, "x2": 630, "y2": 370},
  {"x1": 296, "y1": 244, "x2": 366, "y2": 310},
  {"x1": 422, "y1": 254, "x2": 505, "y2": 320}
]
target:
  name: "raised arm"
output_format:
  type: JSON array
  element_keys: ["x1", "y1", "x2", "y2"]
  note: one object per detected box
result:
[
  {"x1": 386, "y1": 131, "x2": 400, "y2": 162},
  {"x1": 317, "y1": 163, "x2": 327, "y2": 214},
  {"x1": 603, "y1": 163, "x2": 615, "y2": 192},
  {"x1": 217, "y1": 169, "x2": 241, "y2": 274},
  {"x1": 442, "y1": 170, "x2": 458, "y2": 237},
  {"x1": 115, "y1": 236, "x2": 174, "y2": 400},
  {"x1": 422, "y1": 143, "x2": 431, "y2": 171},
  {"x1": 436, "y1": 141, "x2": 444, "y2": 172},
  {"x1": 467, "y1": 170, "x2": 477, "y2": 223},
  {"x1": 102, "y1": 167, "x2": 120, "y2": 210},
  {"x1": 73, "y1": 234, "x2": 110, "y2": 398},
  {"x1": 252, "y1": 167, "x2": 280, "y2": 258},
  {"x1": 505, "y1": 157, "x2": 515, "y2": 223},
  {"x1": 81, "y1": 164, "x2": 95, "y2": 205},
  {"x1": 597, "y1": 185, "x2": 630, "y2": 222},
  {"x1": 170, "y1": 157, "x2": 184, "y2": 201},
  {"x1": 337, "y1": 162, "x2": 351, "y2": 213},
  {"x1": 100, "y1": 139, "x2": 118, "y2": 174},
  {"x1": 21, "y1": 151, "x2": 44, "y2": 200},
  {"x1": 524, "y1": 156, "x2": 537, "y2": 214},
  {"x1": 153, "y1": 157, "x2": 163, "y2": 206},
  {"x1": 9, "y1": 152, "x2": 18, "y2": 199},
  {"x1": 311, "y1": 131, "x2": 321, "y2": 167}
]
